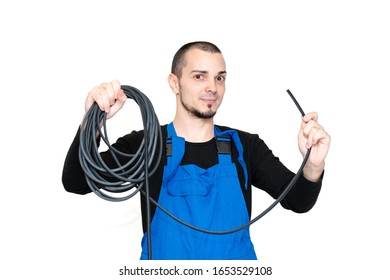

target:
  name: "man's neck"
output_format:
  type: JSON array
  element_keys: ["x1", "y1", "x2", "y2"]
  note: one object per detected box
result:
[{"x1": 173, "y1": 116, "x2": 215, "y2": 143}]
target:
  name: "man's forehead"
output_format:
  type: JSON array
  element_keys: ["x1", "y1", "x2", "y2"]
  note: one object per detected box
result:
[{"x1": 183, "y1": 49, "x2": 226, "y2": 71}]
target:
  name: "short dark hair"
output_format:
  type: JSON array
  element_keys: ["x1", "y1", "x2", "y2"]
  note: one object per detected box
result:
[{"x1": 171, "y1": 41, "x2": 222, "y2": 78}]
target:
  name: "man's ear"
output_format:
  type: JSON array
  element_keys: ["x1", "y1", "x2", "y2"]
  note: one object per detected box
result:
[{"x1": 167, "y1": 73, "x2": 180, "y2": 95}]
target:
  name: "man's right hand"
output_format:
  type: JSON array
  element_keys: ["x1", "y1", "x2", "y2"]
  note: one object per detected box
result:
[{"x1": 84, "y1": 80, "x2": 127, "y2": 120}]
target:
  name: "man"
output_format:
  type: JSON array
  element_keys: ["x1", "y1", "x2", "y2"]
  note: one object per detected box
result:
[{"x1": 62, "y1": 41, "x2": 331, "y2": 260}]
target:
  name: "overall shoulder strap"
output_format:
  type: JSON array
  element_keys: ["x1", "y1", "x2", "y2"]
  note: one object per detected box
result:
[{"x1": 215, "y1": 126, "x2": 249, "y2": 190}]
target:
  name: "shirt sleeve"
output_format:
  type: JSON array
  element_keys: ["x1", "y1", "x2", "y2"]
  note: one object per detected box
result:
[
  {"x1": 245, "y1": 132, "x2": 323, "y2": 213},
  {"x1": 62, "y1": 127, "x2": 91, "y2": 194}
]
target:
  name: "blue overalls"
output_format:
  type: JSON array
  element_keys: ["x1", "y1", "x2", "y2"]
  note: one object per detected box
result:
[{"x1": 140, "y1": 123, "x2": 257, "y2": 260}]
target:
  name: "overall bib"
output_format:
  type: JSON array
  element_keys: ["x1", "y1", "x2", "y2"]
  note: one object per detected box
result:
[{"x1": 140, "y1": 123, "x2": 256, "y2": 260}]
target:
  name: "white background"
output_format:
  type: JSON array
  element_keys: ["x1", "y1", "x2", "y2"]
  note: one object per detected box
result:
[{"x1": 1, "y1": 0, "x2": 389, "y2": 279}]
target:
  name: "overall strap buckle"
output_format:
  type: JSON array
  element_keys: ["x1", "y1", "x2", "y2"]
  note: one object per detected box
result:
[
  {"x1": 216, "y1": 135, "x2": 231, "y2": 154},
  {"x1": 166, "y1": 137, "x2": 172, "y2": 157}
]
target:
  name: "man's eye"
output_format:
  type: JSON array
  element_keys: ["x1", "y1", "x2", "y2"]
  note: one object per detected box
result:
[
  {"x1": 195, "y1": 74, "x2": 202, "y2": 79},
  {"x1": 217, "y1": 76, "x2": 225, "y2": 82}
]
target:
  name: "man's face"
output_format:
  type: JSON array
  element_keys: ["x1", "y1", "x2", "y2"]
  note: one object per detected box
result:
[{"x1": 176, "y1": 49, "x2": 226, "y2": 119}]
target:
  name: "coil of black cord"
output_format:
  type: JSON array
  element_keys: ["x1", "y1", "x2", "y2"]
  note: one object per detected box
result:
[
  {"x1": 79, "y1": 85, "x2": 161, "y2": 259},
  {"x1": 79, "y1": 85, "x2": 163, "y2": 202}
]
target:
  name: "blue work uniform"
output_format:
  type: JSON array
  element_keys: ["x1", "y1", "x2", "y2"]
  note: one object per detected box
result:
[{"x1": 140, "y1": 123, "x2": 256, "y2": 260}]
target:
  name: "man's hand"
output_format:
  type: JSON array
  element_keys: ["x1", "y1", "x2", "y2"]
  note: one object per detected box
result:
[
  {"x1": 298, "y1": 112, "x2": 331, "y2": 182},
  {"x1": 84, "y1": 79, "x2": 127, "y2": 120}
]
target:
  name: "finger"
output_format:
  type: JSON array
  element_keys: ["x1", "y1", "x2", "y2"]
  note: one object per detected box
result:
[
  {"x1": 108, "y1": 88, "x2": 127, "y2": 115},
  {"x1": 303, "y1": 111, "x2": 318, "y2": 123},
  {"x1": 302, "y1": 120, "x2": 323, "y2": 137},
  {"x1": 94, "y1": 84, "x2": 112, "y2": 113},
  {"x1": 102, "y1": 82, "x2": 117, "y2": 106},
  {"x1": 111, "y1": 79, "x2": 122, "y2": 100},
  {"x1": 86, "y1": 85, "x2": 107, "y2": 112},
  {"x1": 306, "y1": 127, "x2": 329, "y2": 148},
  {"x1": 105, "y1": 81, "x2": 127, "y2": 119},
  {"x1": 117, "y1": 88, "x2": 127, "y2": 103},
  {"x1": 306, "y1": 127, "x2": 319, "y2": 148}
]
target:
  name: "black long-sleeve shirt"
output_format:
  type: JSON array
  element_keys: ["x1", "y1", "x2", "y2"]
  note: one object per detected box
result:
[{"x1": 62, "y1": 124, "x2": 323, "y2": 232}]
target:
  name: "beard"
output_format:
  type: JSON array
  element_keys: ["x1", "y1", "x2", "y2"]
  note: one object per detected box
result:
[{"x1": 179, "y1": 92, "x2": 217, "y2": 119}]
